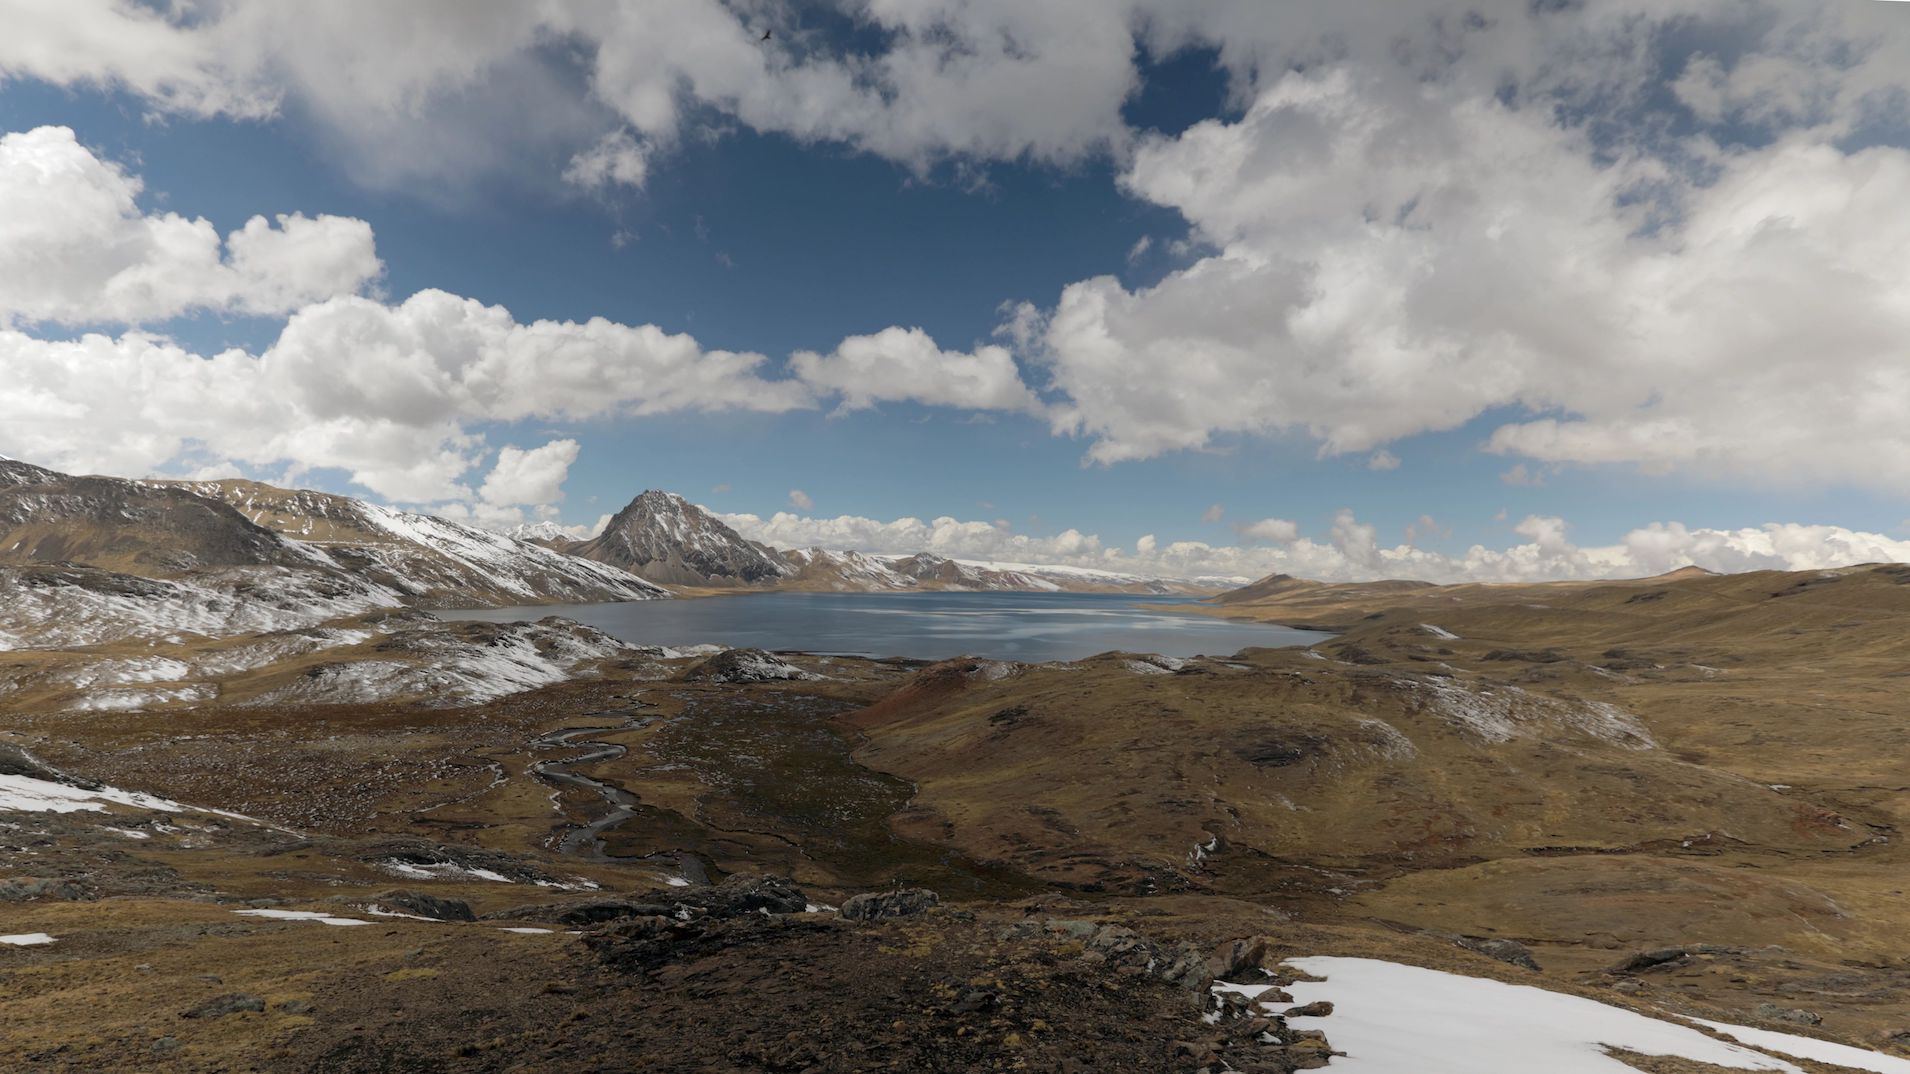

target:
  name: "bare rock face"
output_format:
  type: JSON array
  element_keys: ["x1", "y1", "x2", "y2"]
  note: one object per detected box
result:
[
  {"x1": 839, "y1": 888, "x2": 941, "y2": 922},
  {"x1": 571, "y1": 490, "x2": 791, "y2": 587}
]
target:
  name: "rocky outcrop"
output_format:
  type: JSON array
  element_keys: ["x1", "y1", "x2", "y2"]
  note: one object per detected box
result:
[
  {"x1": 839, "y1": 888, "x2": 940, "y2": 922},
  {"x1": 679, "y1": 648, "x2": 818, "y2": 684}
]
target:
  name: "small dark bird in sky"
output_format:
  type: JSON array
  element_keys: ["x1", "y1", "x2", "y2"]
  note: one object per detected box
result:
[{"x1": 759, "y1": 29, "x2": 772, "y2": 42}]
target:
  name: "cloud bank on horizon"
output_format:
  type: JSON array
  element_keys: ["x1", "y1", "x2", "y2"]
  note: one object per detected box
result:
[{"x1": 2, "y1": 0, "x2": 1908, "y2": 581}]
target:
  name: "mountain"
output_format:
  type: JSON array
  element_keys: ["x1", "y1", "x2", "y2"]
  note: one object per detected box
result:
[
  {"x1": 570, "y1": 490, "x2": 792, "y2": 588},
  {"x1": 1, "y1": 459, "x2": 303, "y2": 577},
  {"x1": 0, "y1": 462, "x2": 668, "y2": 652},
  {"x1": 165, "y1": 479, "x2": 667, "y2": 606},
  {"x1": 1212, "y1": 571, "x2": 1437, "y2": 610},
  {"x1": 777, "y1": 548, "x2": 1237, "y2": 595},
  {"x1": 504, "y1": 520, "x2": 580, "y2": 549}
]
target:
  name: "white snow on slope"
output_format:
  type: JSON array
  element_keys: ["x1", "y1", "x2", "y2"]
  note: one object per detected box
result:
[
  {"x1": 1690, "y1": 1018, "x2": 1910, "y2": 1074},
  {"x1": 0, "y1": 770, "x2": 261, "y2": 825},
  {"x1": 0, "y1": 566, "x2": 398, "y2": 651},
  {"x1": 248, "y1": 618, "x2": 630, "y2": 706},
  {"x1": 0, "y1": 933, "x2": 55, "y2": 946},
  {"x1": 233, "y1": 909, "x2": 368, "y2": 927},
  {"x1": 1408, "y1": 679, "x2": 1657, "y2": 749},
  {"x1": 355, "y1": 503, "x2": 667, "y2": 602},
  {"x1": 381, "y1": 859, "x2": 513, "y2": 883},
  {"x1": 66, "y1": 684, "x2": 215, "y2": 712},
  {"x1": 0, "y1": 772, "x2": 193, "y2": 815},
  {"x1": 1420, "y1": 623, "x2": 1460, "y2": 640},
  {"x1": 1262, "y1": 956, "x2": 1802, "y2": 1073}
]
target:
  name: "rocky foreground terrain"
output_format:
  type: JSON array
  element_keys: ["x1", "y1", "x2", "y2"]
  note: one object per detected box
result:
[{"x1": 4, "y1": 459, "x2": 1910, "y2": 1071}]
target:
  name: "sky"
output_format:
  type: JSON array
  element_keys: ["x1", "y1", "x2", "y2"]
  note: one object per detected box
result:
[{"x1": 3, "y1": 0, "x2": 1910, "y2": 583}]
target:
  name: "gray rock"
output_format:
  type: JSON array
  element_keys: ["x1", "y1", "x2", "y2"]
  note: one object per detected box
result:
[
  {"x1": 839, "y1": 888, "x2": 941, "y2": 922},
  {"x1": 369, "y1": 889, "x2": 474, "y2": 922},
  {"x1": 1754, "y1": 1003, "x2": 1822, "y2": 1026},
  {"x1": 181, "y1": 993, "x2": 265, "y2": 1019},
  {"x1": 693, "y1": 874, "x2": 808, "y2": 916},
  {"x1": 1457, "y1": 936, "x2": 1541, "y2": 971}
]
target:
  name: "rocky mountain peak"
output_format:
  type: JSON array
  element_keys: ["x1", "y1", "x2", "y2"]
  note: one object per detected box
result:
[{"x1": 571, "y1": 490, "x2": 791, "y2": 588}]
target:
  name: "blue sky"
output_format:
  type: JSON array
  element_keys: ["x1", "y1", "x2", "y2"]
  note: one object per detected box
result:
[{"x1": 2, "y1": 2, "x2": 1908, "y2": 581}]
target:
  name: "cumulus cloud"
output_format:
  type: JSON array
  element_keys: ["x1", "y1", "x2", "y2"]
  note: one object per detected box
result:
[
  {"x1": 1238, "y1": 518, "x2": 1299, "y2": 544},
  {"x1": 789, "y1": 327, "x2": 1039, "y2": 414},
  {"x1": 721, "y1": 506, "x2": 1910, "y2": 585},
  {"x1": 479, "y1": 440, "x2": 579, "y2": 506},
  {"x1": 0, "y1": 289, "x2": 812, "y2": 502},
  {"x1": 1010, "y1": 3, "x2": 1910, "y2": 494},
  {"x1": 0, "y1": 126, "x2": 380, "y2": 325},
  {"x1": 787, "y1": 489, "x2": 813, "y2": 511}
]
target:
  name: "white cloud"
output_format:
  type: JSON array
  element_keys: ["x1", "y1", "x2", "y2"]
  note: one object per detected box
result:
[
  {"x1": 1011, "y1": 4, "x2": 1910, "y2": 494},
  {"x1": 2, "y1": 1, "x2": 1141, "y2": 188},
  {"x1": 0, "y1": 288, "x2": 813, "y2": 503},
  {"x1": 1135, "y1": 533, "x2": 1156, "y2": 554},
  {"x1": 720, "y1": 506, "x2": 1910, "y2": 585},
  {"x1": 1238, "y1": 518, "x2": 1299, "y2": 544},
  {"x1": 1500, "y1": 464, "x2": 1543, "y2": 488},
  {"x1": 0, "y1": 0, "x2": 270, "y2": 118},
  {"x1": 479, "y1": 440, "x2": 579, "y2": 506},
  {"x1": 1201, "y1": 503, "x2": 1225, "y2": 524},
  {"x1": 787, "y1": 488, "x2": 813, "y2": 511},
  {"x1": 565, "y1": 130, "x2": 651, "y2": 191},
  {"x1": 1366, "y1": 450, "x2": 1400, "y2": 472},
  {"x1": 789, "y1": 326, "x2": 1039, "y2": 414},
  {"x1": 0, "y1": 126, "x2": 380, "y2": 325}
]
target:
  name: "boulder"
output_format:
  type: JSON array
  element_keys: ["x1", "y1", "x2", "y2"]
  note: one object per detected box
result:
[
  {"x1": 839, "y1": 888, "x2": 941, "y2": 922},
  {"x1": 369, "y1": 889, "x2": 474, "y2": 922}
]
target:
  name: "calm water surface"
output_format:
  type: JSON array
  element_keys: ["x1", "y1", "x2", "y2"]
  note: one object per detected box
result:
[{"x1": 446, "y1": 590, "x2": 1329, "y2": 662}]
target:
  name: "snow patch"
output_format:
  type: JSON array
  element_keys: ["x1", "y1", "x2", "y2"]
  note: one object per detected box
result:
[
  {"x1": 1688, "y1": 1017, "x2": 1910, "y2": 1074},
  {"x1": 1229, "y1": 956, "x2": 1805, "y2": 1073},
  {"x1": 233, "y1": 909, "x2": 369, "y2": 927},
  {"x1": 0, "y1": 932, "x2": 55, "y2": 946},
  {"x1": 380, "y1": 859, "x2": 513, "y2": 883}
]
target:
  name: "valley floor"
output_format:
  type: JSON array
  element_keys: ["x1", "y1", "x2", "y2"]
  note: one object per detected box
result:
[{"x1": 4, "y1": 565, "x2": 1910, "y2": 1072}]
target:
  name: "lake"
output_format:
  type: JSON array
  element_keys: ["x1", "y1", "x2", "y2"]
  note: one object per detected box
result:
[{"x1": 444, "y1": 590, "x2": 1330, "y2": 663}]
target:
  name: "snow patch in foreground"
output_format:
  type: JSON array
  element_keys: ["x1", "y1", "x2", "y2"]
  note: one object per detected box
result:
[
  {"x1": 1690, "y1": 1018, "x2": 1910, "y2": 1074},
  {"x1": 1, "y1": 932, "x2": 55, "y2": 946},
  {"x1": 0, "y1": 773, "x2": 190, "y2": 815},
  {"x1": 233, "y1": 909, "x2": 368, "y2": 927},
  {"x1": 1271, "y1": 956, "x2": 1804, "y2": 1073}
]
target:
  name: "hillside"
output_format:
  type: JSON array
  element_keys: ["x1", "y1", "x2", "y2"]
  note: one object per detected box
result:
[
  {"x1": 0, "y1": 463, "x2": 666, "y2": 652},
  {"x1": 169, "y1": 479, "x2": 667, "y2": 606}
]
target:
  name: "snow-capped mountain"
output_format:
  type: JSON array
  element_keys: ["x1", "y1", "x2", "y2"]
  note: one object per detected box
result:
[
  {"x1": 777, "y1": 547, "x2": 1236, "y2": 595},
  {"x1": 503, "y1": 520, "x2": 579, "y2": 548},
  {"x1": 167, "y1": 479, "x2": 668, "y2": 606},
  {"x1": 570, "y1": 490, "x2": 792, "y2": 587},
  {"x1": 0, "y1": 462, "x2": 667, "y2": 652}
]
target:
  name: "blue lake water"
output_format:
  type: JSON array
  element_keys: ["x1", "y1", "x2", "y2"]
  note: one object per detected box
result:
[{"x1": 444, "y1": 590, "x2": 1329, "y2": 663}]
